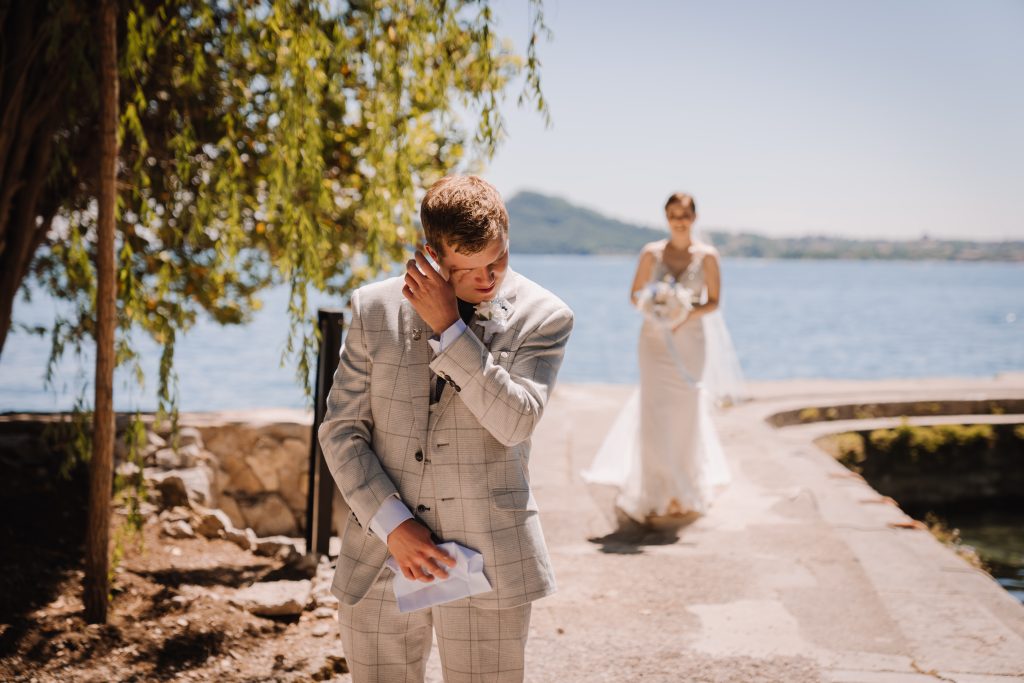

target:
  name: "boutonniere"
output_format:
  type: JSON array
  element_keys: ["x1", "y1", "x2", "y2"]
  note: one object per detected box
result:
[{"x1": 474, "y1": 297, "x2": 513, "y2": 343}]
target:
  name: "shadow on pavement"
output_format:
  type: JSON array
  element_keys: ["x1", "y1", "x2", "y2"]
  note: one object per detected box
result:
[{"x1": 587, "y1": 511, "x2": 700, "y2": 554}]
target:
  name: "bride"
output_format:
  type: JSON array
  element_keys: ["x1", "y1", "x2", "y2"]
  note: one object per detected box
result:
[{"x1": 583, "y1": 192, "x2": 741, "y2": 524}]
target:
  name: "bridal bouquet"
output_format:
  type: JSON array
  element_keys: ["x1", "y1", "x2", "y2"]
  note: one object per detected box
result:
[{"x1": 635, "y1": 276, "x2": 695, "y2": 328}]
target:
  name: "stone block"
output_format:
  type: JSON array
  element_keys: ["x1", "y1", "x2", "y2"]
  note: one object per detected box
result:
[
  {"x1": 236, "y1": 492, "x2": 297, "y2": 536},
  {"x1": 228, "y1": 579, "x2": 311, "y2": 617}
]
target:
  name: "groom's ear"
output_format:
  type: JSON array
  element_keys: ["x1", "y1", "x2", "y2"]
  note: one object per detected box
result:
[{"x1": 424, "y1": 242, "x2": 444, "y2": 268}]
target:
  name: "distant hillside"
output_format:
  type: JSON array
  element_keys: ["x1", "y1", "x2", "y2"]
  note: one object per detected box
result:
[
  {"x1": 506, "y1": 191, "x2": 1024, "y2": 261},
  {"x1": 506, "y1": 192, "x2": 666, "y2": 254}
]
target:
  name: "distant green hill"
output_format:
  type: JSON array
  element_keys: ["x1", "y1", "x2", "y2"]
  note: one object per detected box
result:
[
  {"x1": 506, "y1": 192, "x2": 666, "y2": 254},
  {"x1": 506, "y1": 191, "x2": 1024, "y2": 261}
]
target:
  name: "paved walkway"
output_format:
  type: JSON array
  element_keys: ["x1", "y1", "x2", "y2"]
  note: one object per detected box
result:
[{"x1": 434, "y1": 376, "x2": 1024, "y2": 683}]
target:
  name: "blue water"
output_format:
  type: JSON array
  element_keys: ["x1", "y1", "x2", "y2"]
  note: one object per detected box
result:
[{"x1": 1, "y1": 257, "x2": 1022, "y2": 411}]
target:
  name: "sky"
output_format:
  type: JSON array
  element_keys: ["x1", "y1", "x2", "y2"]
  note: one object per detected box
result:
[{"x1": 480, "y1": 0, "x2": 1024, "y2": 240}]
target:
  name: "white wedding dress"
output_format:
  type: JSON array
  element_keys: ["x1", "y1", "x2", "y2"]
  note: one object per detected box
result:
[{"x1": 583, "y1": 246, "x2": 736, "y2": 522}]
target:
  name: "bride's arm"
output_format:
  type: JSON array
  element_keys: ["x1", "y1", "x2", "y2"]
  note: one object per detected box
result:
[
  {"x1": 688, "y1": 250, "x2": 721, "y2": 320},
  {"x1": 630, "y1": 248, "x2": 657, "y2": 305}
]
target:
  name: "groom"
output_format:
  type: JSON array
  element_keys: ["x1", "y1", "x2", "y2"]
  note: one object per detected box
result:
[{"x1": 318, "y1": 175, "x2": 573, "y2": 682}]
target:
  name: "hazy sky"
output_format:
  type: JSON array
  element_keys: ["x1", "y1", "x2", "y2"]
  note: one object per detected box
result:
[{"x1": 481, "y1": 0, "x2": 1024, "y2": 240}]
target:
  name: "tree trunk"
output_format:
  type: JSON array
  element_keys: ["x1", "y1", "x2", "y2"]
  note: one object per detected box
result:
[{"x1": 84, "y1": 0, "x2": 119, "y2": 624}]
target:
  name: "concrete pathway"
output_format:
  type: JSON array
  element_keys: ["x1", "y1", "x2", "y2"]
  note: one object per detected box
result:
[{"x1": 478, "y1": 376, "x2": 1024, "y2": 683}]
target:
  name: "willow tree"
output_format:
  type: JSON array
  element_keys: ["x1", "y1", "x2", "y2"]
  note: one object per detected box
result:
[
  {"x1": 3, "y1": 0, "x2": 548, "y2": 406},
  {"x1": 2, "y1": 0, "x2": 547, "y2": 616}
]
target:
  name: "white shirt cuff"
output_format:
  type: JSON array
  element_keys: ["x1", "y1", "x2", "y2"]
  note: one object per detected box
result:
[
  {"x1": 368, "y1": 495, "x2": 414, "y2": 542},
  {"x1": 426, "y1": 319, "x2": 467, "y2": 354}
]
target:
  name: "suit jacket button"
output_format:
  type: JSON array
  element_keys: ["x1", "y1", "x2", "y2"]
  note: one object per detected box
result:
[
  {"x1": 415, "y1": 451, "x2": 424, "y2": 462},
  {"x1": 416, "y1": 504, "x2": 428, "y2": 513}
]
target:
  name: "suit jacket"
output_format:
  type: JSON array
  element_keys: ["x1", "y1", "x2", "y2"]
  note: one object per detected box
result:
[{"x1": 318, "y1": 269, "x2": 574, "y2": 609}]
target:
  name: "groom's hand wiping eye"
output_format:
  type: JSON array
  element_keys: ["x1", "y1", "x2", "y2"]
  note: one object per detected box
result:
[{"x1": 402, "y1": 250, "x2": 460, "y2": 336}]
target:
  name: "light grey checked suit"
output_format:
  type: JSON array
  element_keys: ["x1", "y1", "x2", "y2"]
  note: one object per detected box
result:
[{"x1": 318, "y1": 269, "x2": 572, "y2": 681}]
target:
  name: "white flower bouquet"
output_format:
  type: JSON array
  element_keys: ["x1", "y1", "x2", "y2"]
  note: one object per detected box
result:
[{"x1": 635, "y1": 276, "x2": 695, "y2": 328}]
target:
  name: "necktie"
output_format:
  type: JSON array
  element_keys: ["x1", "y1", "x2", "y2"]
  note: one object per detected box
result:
[{"x1": 432, "y1": 300, "x2": 475, "y2": 402}]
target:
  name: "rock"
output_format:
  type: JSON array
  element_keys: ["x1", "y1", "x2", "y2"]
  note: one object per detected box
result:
[
  {"x1": 174, "y1": 427, "x2": 204, "y2": 448},
  {"x1": 280, "y1": 437, "x2": 308, "y2": 460},
  {"x1": 159, "y1": 506, "x2": 192, "y2": 523},
  {"x1": 312, "y1": 655, "x2": 349, "y2": 680},
  {"x1": 223, "y1": 463, "x2": 264, "y2": 497},
  {"x1": 162, "y1": 520, "x2": 195, "y2": 539},
  {"x1": 217, "y1": 493, "x2": 247, "y2": 529},
  {"x1": 170, "y1": 595, "x2": 193, "y2": 609},
  {"x1": 260, "y1": 423, "x2": 309, "y2": 442},
  {"x1": 222, "y1": 526, "x2": 252, "y2": 551},
  {"x1": 277, "y1": 447, "x2": 308, "y2": 513},
  {"x1": 156, "y1": 475, "x2": 191, "y2": 509},
  {"x1": 154, "y1": 447, "x2": 177, "y2": 469},
  {"x1": 254, "y1": 535, "x2": 303, "y2": 559},
  {"x1": 315, "y1": 594, "x2": 339, "y2": 610},
  {"x1": 194, "y1": 450, "x2": 220, "y2": 471},
  {"x1": 312, "y1": 606, "x2": 335, "y2": 619},
  {"x1": 115, "y1": 461, "x2": 141, "y2": 478},
  {"x1": 311, "y1": 623, "x2": 332, "y2": 637},
  {"x1": 236, "y1": 493, "x2": 297, "y2": 536},
  {"x1": 147, "y1": 466, "x2": 213, "y2": 508},
  {"x1": 194, "y1": 508, "x2": 234, "y2": 539},
  {"x1": 142, "y1": 431, "x2": 168, "y2": 463},
  {"x1": 244, "y1": 436, "x2": 283, "y2": 491},
  {"x1": 204, "y1": 427, "x2": 257, "y2": 462},
  {"x1": 290, "y1": 552, "x2": 321, "y2": 575},
  {"x1": 155, "y1": 443, "x2": 202, "y2": 469},
  {"x1": 229, "y1": 580, "x2": 311, "y2": 617}
]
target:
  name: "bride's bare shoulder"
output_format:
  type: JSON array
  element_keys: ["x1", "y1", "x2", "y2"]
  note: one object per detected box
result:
[
  {"x1": 640, "y1": 239, "x2": 667, "y2": 259},
  {"x1": 693, "y1": 241, "x2": 720, "y2": 260}
]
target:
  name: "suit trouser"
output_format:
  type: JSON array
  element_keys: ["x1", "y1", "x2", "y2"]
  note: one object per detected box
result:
[
  {"x1": 338, "y1": 570, "x2": 531, "y2": 683},
  {"x1": 338, "y1": 432, "x2": 531, "y2": 683}
]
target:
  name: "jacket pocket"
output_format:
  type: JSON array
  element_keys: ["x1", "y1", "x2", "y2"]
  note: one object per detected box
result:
[{"x1": 490, "y1": 488, "x2": 538, "y2": 511}]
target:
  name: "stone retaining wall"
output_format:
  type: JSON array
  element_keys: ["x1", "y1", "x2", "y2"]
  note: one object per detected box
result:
[{"x1": 0, "y1": 413, "x2": 349, "y2": 537}]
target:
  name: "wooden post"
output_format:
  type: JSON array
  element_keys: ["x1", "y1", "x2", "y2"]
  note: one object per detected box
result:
[
  {"x1": 84, "y1": 0, "x2": 119, "y2": 623},
  {"x1": 305, "y1": 309, "x2": 345, "y2": 557}
]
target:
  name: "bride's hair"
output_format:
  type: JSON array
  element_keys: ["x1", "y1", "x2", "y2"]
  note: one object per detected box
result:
[{"x1": 665, "y1": 192, "x2": 697, "y2": 214}]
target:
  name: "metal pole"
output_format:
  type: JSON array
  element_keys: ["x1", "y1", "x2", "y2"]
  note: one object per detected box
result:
[{"x1": 306, "y1": 308, "x2": 345, "y2": 557}]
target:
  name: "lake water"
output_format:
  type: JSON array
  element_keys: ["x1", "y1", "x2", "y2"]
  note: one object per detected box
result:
[{"x1": 1, "y1": 256, "x2": 1022, "y2": 411}]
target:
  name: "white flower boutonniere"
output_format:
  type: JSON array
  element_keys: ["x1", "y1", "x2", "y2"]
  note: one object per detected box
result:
[{"x1": 474, "y1": 297, "x2": 513, "y2": 343}]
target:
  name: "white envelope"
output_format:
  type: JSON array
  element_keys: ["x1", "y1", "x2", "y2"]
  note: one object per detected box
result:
[{"x1": 385, "y1": 541, "x2": 493, "y2": 613}]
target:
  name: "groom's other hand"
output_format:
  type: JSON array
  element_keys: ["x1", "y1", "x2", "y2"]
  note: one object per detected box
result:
[
  {"x1": 403, "y1": 249, "x2": 459, "y2": 335},
  {"x1": 387, "y1": 519, "x2": 457, "y2": 582}
]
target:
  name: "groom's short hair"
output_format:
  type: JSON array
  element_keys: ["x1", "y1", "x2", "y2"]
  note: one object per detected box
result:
[{"x1": 421, "y1": 175, "x2": 509, "y2": 256}]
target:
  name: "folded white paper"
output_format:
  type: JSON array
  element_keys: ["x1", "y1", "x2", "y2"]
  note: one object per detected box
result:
[{"x1": 385, "y1": 541, "x2": 493, "y2": 613}]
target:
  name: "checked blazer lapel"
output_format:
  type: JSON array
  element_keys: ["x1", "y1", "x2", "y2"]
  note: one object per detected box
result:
[
  {"x1": 429, "y1": 271, "x2": 522, "y2": 426},
  {"x1": 401, "y1": 301, "x2": 432, "y2": 444}
]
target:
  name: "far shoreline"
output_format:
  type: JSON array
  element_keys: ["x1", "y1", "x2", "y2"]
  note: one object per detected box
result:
[{"x1": 513, "y1": 252, "x2": 1024, "y2": 264}]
